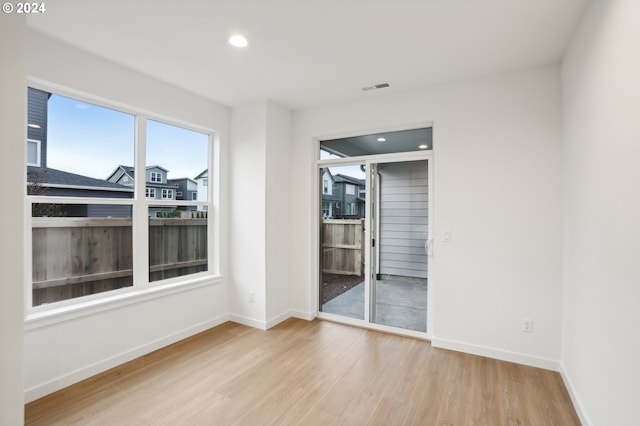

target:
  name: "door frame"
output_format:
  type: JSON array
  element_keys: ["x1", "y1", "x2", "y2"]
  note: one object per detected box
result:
[{"x1": 315, "y1": 149, "x2": 434, "y2": 340}]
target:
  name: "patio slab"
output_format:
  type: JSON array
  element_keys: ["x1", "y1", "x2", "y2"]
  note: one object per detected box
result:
[{"x1": 322, "y1": 277, "x2": 427, "y2": 332}]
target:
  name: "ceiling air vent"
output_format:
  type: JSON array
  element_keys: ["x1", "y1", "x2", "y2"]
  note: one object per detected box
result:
[{"x1": 361, "y1": 82, "x2": 390, "y2": 92}]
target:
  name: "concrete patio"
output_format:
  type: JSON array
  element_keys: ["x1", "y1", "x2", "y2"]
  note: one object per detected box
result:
[{"x1": 322, "y1": 276, "x2": 427, "y2": 332}]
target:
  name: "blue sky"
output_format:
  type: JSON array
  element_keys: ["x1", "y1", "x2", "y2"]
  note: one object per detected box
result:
[{"x1": 47, "y1": 94, "x2": 208, "y2": 180}]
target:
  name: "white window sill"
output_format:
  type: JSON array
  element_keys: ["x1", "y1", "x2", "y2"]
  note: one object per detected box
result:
[{"x1": 25, "y1": 274, "x2": 223, "y2": 331}]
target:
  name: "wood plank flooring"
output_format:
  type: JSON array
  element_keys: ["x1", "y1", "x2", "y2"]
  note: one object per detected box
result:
[{"x1": 25, "y1": 319, "x2": 580, "y2": 425}]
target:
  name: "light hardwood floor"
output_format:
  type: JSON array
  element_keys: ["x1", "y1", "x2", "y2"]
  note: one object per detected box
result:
[{"x1": 25, "y1": 319, "x2": 580, "y2": 425}]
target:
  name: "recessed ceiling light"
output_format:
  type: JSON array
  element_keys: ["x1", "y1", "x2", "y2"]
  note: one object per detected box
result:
[
  {"x1": 229, "y1": 34, "x2": 249, "y2": 48},
  {"x1": 377, "y1": 137, "x2": 386, "y2": 142},
  {"x1": 28, "y1": 123, "x2": 41, "y2": 129},
  {"x1": 419, "y1": 144, "x2": 428, "y2": 149}
]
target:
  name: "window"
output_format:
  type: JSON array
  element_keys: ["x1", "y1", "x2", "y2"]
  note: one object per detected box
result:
[
  {"x1": 345, "y1": 203, "x2": 355, "y2": 215},
  {"x1": 26, "y1": 86, "x2": 215, "y2": 309},
  {"x1": 147, "y1": 119, "x2": 209, "y2": 283},
  {"x1": 346, "y1": 184, "x2": 355, "y2": 195},
  {"x1": 203, "y1": 178, "x2": 208, "y2": 186},
  {"x1": 27, "y1": 139, "x2": 41, "y2": 167},
  {"x1": 323, "y1": 180, "x2": 329, "y2": 194},
  {"x1": 192, "y1": 192, "x2": 197, "y2": 200},
  {"x1": 176, "y1": 191, "x2": 183, "y2": 198}
]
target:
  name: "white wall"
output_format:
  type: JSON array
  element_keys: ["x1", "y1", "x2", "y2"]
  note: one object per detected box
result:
[
  {"x1": 229, "y1": 102, "x2": 268, "y2": 326},
  {"x1": 291, "y1": 65, "x2": 564, "y2": 368},
  {"x1": 561, "y1": 1, "x2": 640, "y2": 424},
  {"x1": 229, "y1": 101, "x2": 293, "y2": 328},
  {"x1": 0, "y1": 14, "x2": 26, "y2": 426},
  {"x1": 265, "y1": 102, "x2": 293, "y2": 324},
  {"x1": 24, "y1": 32, "x2": 231, "y2": 402}
]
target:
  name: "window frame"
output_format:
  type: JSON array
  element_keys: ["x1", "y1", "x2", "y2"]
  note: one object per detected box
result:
[
  {"x1": 24, "y1": 81, "x2": 220, "y2": 320},
  {"x1": 27, "y1": 138, "x2": 41, "y2": 167},
  {"x1": 161, "y1": 188, "x2": 173, "y2": 199},
  {"x1": 145, "y1": 187, "x2": 156, "y2": 199},
  {"x1": 150, "y1": 171, "x2": 162, "y2": 183}
]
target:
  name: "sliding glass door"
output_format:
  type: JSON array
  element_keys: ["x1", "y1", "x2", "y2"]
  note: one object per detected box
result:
[
  {"x1": 317, "y1": 149, "x2": 432, "y2": 336},
  {"x1": 369, "y1": 160, "x2": 428, "y2": 332}
]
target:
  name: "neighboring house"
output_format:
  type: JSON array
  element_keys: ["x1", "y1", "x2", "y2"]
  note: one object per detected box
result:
[
  {"x1": 168, "y1": 177, "x2": 198, "y2": 202},
  {"x1": 194, "y1": 169, "x2": 208, "y2": 211},
  {"x1": 106, "y1": 165, "x2": 201, "y2": 216},
  {"x1": 107, "y1": 165, "x2": 180, "y2": 200},
  {"x1": 26, "y1": 87, "x2": 133, "y2": 217},
  {"x1": 321, "y1": 169, "x2": 365, "y2": 219}
]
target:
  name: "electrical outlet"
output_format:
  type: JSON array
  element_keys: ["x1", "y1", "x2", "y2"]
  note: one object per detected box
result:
[
  {"x1": 522, "y1": 318, "x2": 533, "y2": 333},
  {"x1": 249, "y1": 291, "x2": 255, "y2": 303}
]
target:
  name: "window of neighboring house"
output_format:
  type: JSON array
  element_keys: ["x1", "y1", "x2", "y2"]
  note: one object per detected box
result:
[
  {"x1": 346, "y1": 184, "x2": 355, "y2": 195},
  {"x1": 345, "y1": 203, "x2": 355, "y2": 215},
  {"x1": 147, "y1": 119, "x2": 209, "y2": 283},
  {"x1": 322, "y1": 202, "x2": 330, "y2": 217},
  {"x1": 27, "y1": 139, "x2": 41, "y2": 167},
  {"x1": 323, "y1": 180, "x2": 328, "y2": 194},
  {"x1": 150, "y1": 172, "x2": 162, "y2": 182},
  {"x1": 176, "y1": 191, "x2": 183, "y2": 198},
  {"x1": 192, "y1": 192, "x2": 197, "y2": 200},
  {"x1": 203, "y1": 178, "x2": 208, "y2": 186},
  {"x1": 26, "y1": 86, "x2": 215, "y2": 310}
]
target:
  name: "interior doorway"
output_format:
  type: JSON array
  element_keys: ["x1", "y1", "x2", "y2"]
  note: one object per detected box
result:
[{"x1": 317, "y1": 127, "x2": 433, "y2": 336}]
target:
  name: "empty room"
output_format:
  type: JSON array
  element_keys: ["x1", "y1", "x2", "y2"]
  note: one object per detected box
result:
[{"x1": 1, "y1": 1, "x2": 639, "y2": 425}]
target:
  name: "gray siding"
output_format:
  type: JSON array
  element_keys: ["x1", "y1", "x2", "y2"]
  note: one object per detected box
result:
[
  {"x1": 378, "y1": 161, "x2": 428, "y2": 279},
  {"x1": 27, "y1": 87, "x2": 48, "y2": 168}
]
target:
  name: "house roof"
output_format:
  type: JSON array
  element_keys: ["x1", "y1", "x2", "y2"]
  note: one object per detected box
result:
[
  {"x1": 334, "y1": 174, "x2": 364, "y2": 186},
  {"x1": 194, "y1": 169, "x2": 208, "y2": 180},
  {"x1": 28, "y1": 167, "x2": 133, "y2": 192},
  {"x1": 106, "y1": 165, "x2": 135, "y2": 181}
]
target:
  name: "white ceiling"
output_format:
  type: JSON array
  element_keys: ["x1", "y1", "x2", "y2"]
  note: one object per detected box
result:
[{"x1": 27, "y1": 0, "x2": 588, "y2": 110}]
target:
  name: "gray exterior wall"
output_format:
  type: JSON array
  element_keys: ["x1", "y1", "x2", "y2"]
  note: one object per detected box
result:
[
  {"x1": 377, "y1": 161, "x2": 428, "y2": 279},
  {"x1": 27, "y1": 87, "x2": 48, "y2": 168}
]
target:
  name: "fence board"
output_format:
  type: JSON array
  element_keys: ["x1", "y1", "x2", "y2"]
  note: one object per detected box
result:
[
  {"x1": 32, "y1": 217, "x2": 207, "y2": 306},
  {"x1": 321, "y1": 219, "x2": 364, "y2": 276}
]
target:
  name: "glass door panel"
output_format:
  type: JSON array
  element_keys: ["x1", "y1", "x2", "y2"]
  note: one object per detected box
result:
[
  {"x1": 370, "y1": 160, "x2": 428, "y2": 332},
  {"x1": 319, "y1": 164, "x2": 366, "y2": 320}
]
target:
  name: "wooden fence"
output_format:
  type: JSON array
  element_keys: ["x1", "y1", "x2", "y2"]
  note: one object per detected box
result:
[
  {"x1": 322, "y1": 219, "x2": 364, "y2": 276},
  {"x1": 32, "y1": 217, "x2": 207, "y2": 306}
]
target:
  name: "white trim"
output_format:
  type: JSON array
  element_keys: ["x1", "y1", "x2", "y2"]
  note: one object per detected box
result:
[
  {"x1": 559, "y1": 363, "x2": 592, "y2": 426},
  {"x1": 26, "y1": 275, "x2": 223, "y2": 329},
  {"x1": 266, "y1": 310, "x2": 293, "y2": 329},
  {"x1": 26, "y1": 138, "x2": 41, "y2": 167},
  {"x1": 24, "y1": 313, "x2": 230, "y2": 403},
  {"x1": 289, "y1": 310, "x2": 316, "y2": 321},
  {"x1": 228, "y1": 313, "x2": 268, "y2": 330},
  {"x1": 431, "y1": 336, "x2": 560, "y2": 371}
]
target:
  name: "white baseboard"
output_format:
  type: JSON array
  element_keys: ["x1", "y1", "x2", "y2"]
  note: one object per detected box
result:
[
  {"x1": 266, "y1": 311, "x2": 291, "y2": 329},
  {"x1": 559, "y1": 363, "x2": 591, "y2": 426},
  {"x1": 228, "y1": 313, "x2": 267, "y2": 330},
  {"x1": 289, "y1": 310, "x2": 315, "y2": 321},
  {"x1": 24, "y1": 314, "x2": 230, "y2": 403},
  {"x1": 431, "y1": 337, "x2": 560, "y2": 371}
]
